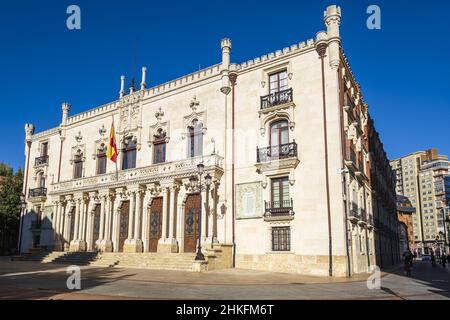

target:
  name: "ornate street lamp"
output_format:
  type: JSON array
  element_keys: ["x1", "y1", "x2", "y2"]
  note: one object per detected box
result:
[
  {"x1": 190, "y1": 163, "x2": 212, "y2": 261},
  {"x1": 17, "y1": 193, "x2": 27, "y2": 254}
]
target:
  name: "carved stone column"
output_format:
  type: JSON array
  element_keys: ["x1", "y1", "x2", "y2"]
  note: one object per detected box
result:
[
  {"x1": 53, "y1": 200, "x2": 63, "y2": 251},
  {"x1": 98, "y1": 191, "x2": 114, "y2": 252},
  {"x1": 167, "y1": 184, "x2": 179, "y2": 252},
  {"x1": 96, "y1": 194, "x2": 107, "y2": 248},
  {"x1": 142, "y1": 190, "x2": 152, "y2": 253},
  {"x1": 124, "y1": 187, "x2": 144, "y2": 253},
  {"x1": 157, "y1": 187, "x2": 170, "y2": 252}
]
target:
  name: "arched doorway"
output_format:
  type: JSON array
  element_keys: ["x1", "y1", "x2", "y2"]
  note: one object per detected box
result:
[
  {"x1": 149, "y1": 197, "x2": 163, "y2": 252},
  {"x1": 119, "y1": 201, "x2": 129, "y2": 252},
  {"x1": 92, "y1": 204, "x2": 101, "y2": 249},
  {"x1": 184, "y1": 194, "x2": 200, "y2": 253}
]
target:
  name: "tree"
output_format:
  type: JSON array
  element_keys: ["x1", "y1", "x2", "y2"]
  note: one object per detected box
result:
[{"x1": 0, "y1": 163, "x2": 23, "y2": 254}]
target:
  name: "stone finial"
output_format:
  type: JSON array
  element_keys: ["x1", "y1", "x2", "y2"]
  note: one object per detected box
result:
[
  {"x1": 62, "y1": 102, "x2": 71, "y2": 125},
  {"x1": 324, "y1": 5, "x2": 342, "y2": 27},
  {"x1": 120, "y1": 75, "x2": 125, "y2": 97},
  {"x1": 141, "y1": 66, "x2": 147, "y2": 90},
  {"x1": 315, "y1": 31, "x2": 328, "y2": 57},
  {"x1": 323, "y1": 5, "x2": 342, "y2": 69},
  {"x1": 25, "y1": 123, "x2": 35, "y2": 142},
  {"x1": 220, "y1": 38, "x2": 232, "y2": 95}
]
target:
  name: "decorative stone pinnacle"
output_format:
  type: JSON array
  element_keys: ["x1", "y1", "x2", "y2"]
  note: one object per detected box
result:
[
  {"x1": 221, "y1": 38, "x2": 232, "y2": 49},
  {"x1": 324, "y1": 5, "x2": 342, "y2": 26}
]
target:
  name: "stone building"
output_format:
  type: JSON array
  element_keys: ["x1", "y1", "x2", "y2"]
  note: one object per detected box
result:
[
  {"x1": 396, "y1": 195, "x2": 415, "y2": 254},
  {"x1": 20, "y1": 5, "x2": 399, "y2": 276}
]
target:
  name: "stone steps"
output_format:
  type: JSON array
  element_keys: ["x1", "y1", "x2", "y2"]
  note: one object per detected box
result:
[{"x1": 18, "y1": 251, "x2": 199, "y2": 271}]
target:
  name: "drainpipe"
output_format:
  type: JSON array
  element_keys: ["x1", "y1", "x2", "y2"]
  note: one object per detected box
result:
[
  {"x1": 315, "y1": 32, "x2": 333, "y2": 277},
  {"x1": 230, "y1": 71, "x2": 237, "y2": 268}
]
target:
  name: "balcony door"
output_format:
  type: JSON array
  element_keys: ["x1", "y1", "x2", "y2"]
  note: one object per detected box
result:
[
  {"x1": 270, "y1": 120, "x2": 289, "y2": 159},
  {"x1": 271, "y1": 177, "x2": 290, "y2": 211},
  {"x1": 269, "y1": 70, "x2": 288, "y2": 94}
]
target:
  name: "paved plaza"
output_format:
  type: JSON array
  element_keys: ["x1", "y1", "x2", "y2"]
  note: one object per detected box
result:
[{"x1": 0, "y1": 258, "x2": 449, "y2": 300}]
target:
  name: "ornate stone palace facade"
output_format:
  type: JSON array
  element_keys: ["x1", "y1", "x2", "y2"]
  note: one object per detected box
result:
[{"x1": 19, "y1": 5, "x2": 399, "y2": 276}]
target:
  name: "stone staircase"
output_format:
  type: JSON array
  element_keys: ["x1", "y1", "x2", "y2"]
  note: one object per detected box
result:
[
  {"x1": 17, "y1": 251, "x2": 199, "y2": 272},
  {"x1": 91, "y1": 253, "x2": 198, "y2": 271}
]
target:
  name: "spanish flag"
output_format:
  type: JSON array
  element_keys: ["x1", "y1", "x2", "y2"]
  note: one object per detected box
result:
[{"x1": 107, "y1": 122, "x2": 118, "y2": 163}]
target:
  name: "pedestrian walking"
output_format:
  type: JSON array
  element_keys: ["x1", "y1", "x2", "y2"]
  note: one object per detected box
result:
[
  {"x1": 431, "y1": 252, "x2": 436, "y2": 267},
  {"x1": 403, "y1": 249, "x2": 413, "y2": 277},
  {"x1": 447, "y1": 253, "x2": 450, "y2": 266},
  {"x1": 441, "y1": 253, "x2": 446, "y2": 268}
]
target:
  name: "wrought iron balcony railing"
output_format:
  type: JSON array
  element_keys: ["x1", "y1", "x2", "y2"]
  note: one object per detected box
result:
[
  {"x1": 264, "y1": 199, "x2": 294, "y2": 218},
  {"x1": 29, "y1": 187, "x2": 47, "y2": 198},
  {"x1": 35, "y1": 155, "x2": 49, "y2": 166},
  {"x1": 30, "y1": 220, "x2": 42, "y2": 230},
  {"x1": 257, "y1": 142, "x2": 297, "y2": 163},
  {"x1": 260, "y1": 88, "x2": 293, "y2": 110}
]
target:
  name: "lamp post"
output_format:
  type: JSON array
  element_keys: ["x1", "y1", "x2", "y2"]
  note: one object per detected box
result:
[
  {"x1": 17, "y1": 193, "x2": 27, "y2": 254},
  {"x1": 189, "y1": 163, "x2": 212, "y2": 261}
]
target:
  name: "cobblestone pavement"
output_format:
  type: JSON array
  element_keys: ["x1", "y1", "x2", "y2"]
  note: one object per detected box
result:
[{"x1": 0, "y1": 258, "x2": 448, "y2": 300}]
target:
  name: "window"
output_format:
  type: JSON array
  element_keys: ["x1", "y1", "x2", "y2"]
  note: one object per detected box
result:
[
  {"x1": 153, "y1": 129, "x2": 167, "y2": 164},
  {"x1": 122, "y1": 138, "x2": 137, "y2": 170},
  {"x1": 188, "y1": 119, "x2": 203, "y2": 158},
  {"x1": 271, "y1": 177, "x2": 290, "y2": 209},
  {"x1": 41, "y1": 142, "x2": 48, "y2": 156},
  {"x1": 270, "y1": 120, "x2": 289, "y2": 147},
  {"x1": 269, "y1": 70, "x2": 288, "y2": 94},
  {"x1": 97, "y1": 144, "x2": 107, "y2": 175},
  {"x1": 38, "y1": 172, "x2": 45, "y2": 188},
  {"x1": 73, "y1": 154, "x2": 83, "y2": 179},
  {"x1": 272, "y1": 226, "x2": 291, "y2": 251}
]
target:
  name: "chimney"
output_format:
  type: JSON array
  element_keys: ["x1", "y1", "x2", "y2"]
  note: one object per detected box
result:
[
  {"x1": 220, "y1": 38, "x2": 232, "y2": 95},
  {"x1": 61, "y1": 102, "x2": 71, "y2": 125},
  {"x1": 141, "y1": 66, "x2": 147, "y2": 90},
  {"x1": 120, "y1": 75, "x2": 125, "y2": 97},
  {"x1": 323, "y1": 5, "x2": 342, "y2": 69}
]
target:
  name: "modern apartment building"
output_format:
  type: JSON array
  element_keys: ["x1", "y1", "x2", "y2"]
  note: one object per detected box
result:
[{"x1": 391, "y1": 149, "x2": 450, "y2": 255}]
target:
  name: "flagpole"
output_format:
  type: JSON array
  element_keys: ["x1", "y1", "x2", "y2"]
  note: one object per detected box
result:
[{"x1": 112, "y1": 115, "x2": 119, "y2": 182}]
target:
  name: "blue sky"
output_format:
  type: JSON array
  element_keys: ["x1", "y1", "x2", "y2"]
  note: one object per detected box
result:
[{"x1": 1, "y1": 0, "x2": 449, "y2": 170}]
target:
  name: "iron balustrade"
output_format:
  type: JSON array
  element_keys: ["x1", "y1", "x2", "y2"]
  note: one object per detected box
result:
[
  {"x1": 35, "y1": 155, "x2": 49, "y2": 166},
  {"x1": 264, "y1": 199, "x2": 294, "y2": 217},
  {"x1": 31, "y1": 220, "x2": 42, "y2": 230},
  {"x1": 257, "y1": 142, "x2": 297, "y2": 163},
  {"x1": 260, "y1": 88, "x2": 293, "y2": 109},
  {"x1": 29, "y1": 187, "x2": 47, "y2": 198}
]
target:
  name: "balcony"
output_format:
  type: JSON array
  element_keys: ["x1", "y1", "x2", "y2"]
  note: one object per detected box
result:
[
  {"x1": 50, "y1": 154, "x2": 224, "y2": 195},
  {"x1": 29, "y1": 187, "x2": 47, "y2": 198},
  {"x1": 35, "y1": 155, "x2": 49, "y2": 166},
  {"x1": 345, "y1": 146, "x2": 358, "y2": 171},
  {"x1": 348, "y1": 202, "x2": 360, "y2": 222},
  {"x1": 257, "y1": 142, "x2": 297, "y2": 163},
  {"x1": 260, "y1": 88, "x2": 293, "y2": 110},
  {"x1": 264, "y1": 199, "x2": 294, "y2": 220},
  {"x1": 30, "y1": 220, "x2": 42, "y2": 230}
]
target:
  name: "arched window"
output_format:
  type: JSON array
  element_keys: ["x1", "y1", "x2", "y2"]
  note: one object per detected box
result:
[
  {"x1": 270, "y1": 120, "x2": 289, "y2": 147},
  {"x1": 153, "y1": 129, "x2": 166, "y2": 164},
  {"x1": 122, "y1": 138, "x2": 137, "y2": 170},
  {"x1": 188, "y1": 119, "x2": 203, "y2": 158},
  {"x1": 73, "y1": 152, "x2": 83, "y2": 179},
  {"x1": 97, "y1": 144, "x2": 107, "y2": 175}
]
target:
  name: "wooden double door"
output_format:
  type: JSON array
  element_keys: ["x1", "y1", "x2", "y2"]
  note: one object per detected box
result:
[
  {"x1": 118, "y1": 201, "x2": 129, "y2": 252},
  {"x1": 92, "y1": 204, "x2": 101, "y2": 247},
  {"x1": 184, "y1": 194, "x2": 201, "y2": 253},
  {"x1": 149, "y1": 197, "x2": 163, "y2": 252}
]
